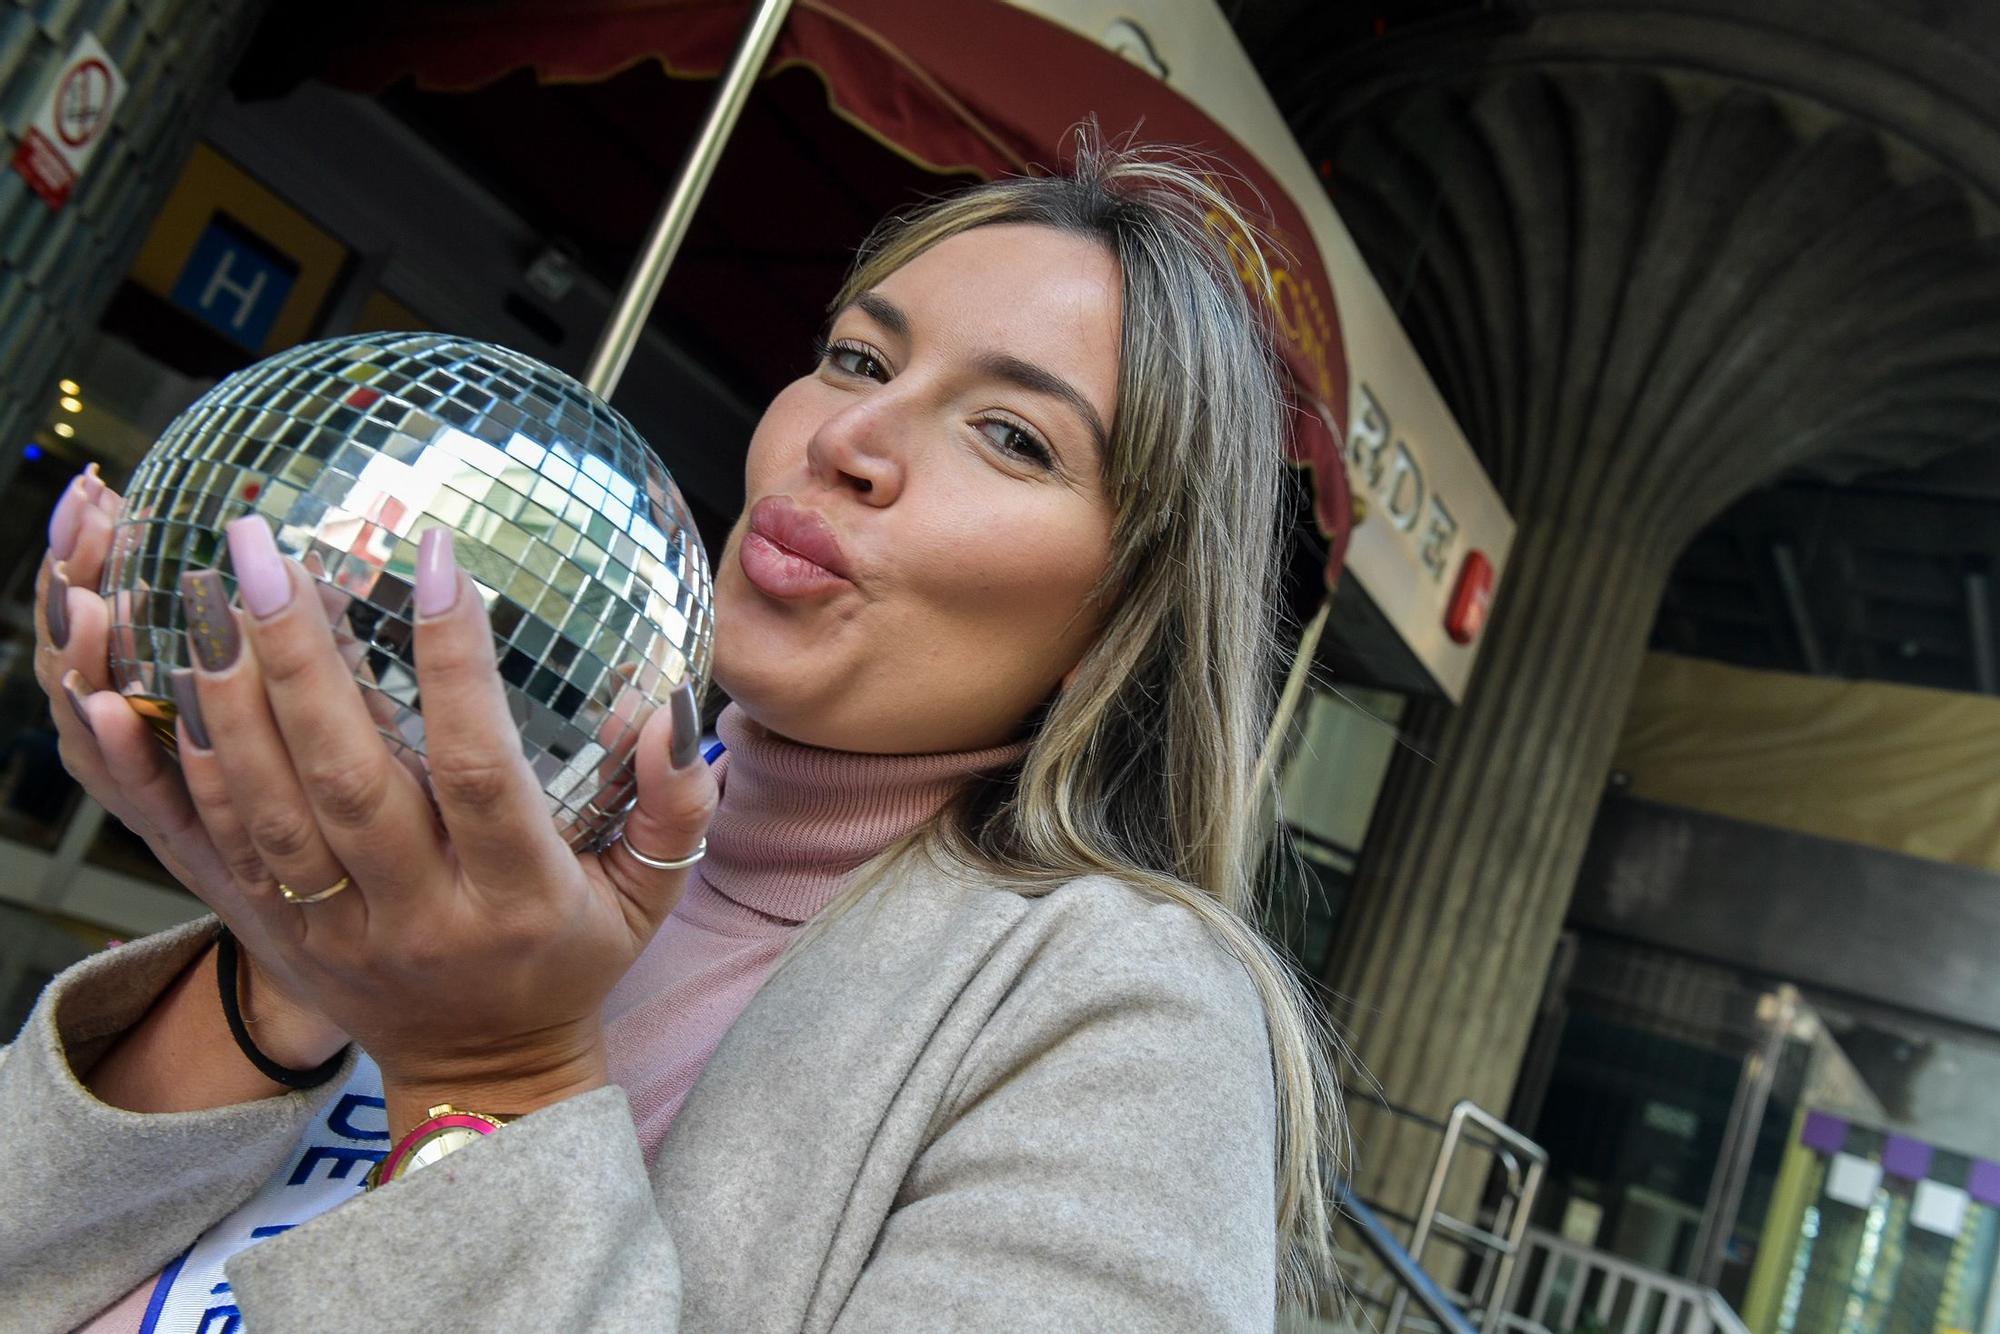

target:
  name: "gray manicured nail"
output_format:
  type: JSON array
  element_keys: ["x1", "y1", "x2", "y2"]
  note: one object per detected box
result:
[
  {"x1": 46, "y1": 564, "x2": 70, "y2": 650},
  {"x1": 180, "y1": 571, "x2": 241, "y2": 672},
  {"x1": 61, "y1": 671, "x2": 94, "y2": 737},
  {"x1": 670, "y1": 682, "x2": 701, "y2": 769},
  {"x1": 169, "y1": 668, "x2": 211, "y2": 750}
]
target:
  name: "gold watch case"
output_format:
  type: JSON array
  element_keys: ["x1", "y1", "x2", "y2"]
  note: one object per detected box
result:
[{"x1": 368, "y1": 1104, "x2": 515, "y2": 1189}]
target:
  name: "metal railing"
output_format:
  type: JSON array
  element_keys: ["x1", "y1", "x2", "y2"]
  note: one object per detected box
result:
[
  {"x1": 1335, "y1": 1186, "x2": 1478, "y2": 1334},
  {"x1": 1704, "y1": 1289, "x2": 1752, "y2": 1334},
  {"x1": 1394, "y1": 1101, "x2": 1547, "y2": 1334},
  {"x1": 1322, "y1": 1095, "x2": 1749, "y2": 1334},
  {"x1": 1329, "y1": 1093, "x2": 1548, "y2": 1334},
  {"x1": 1508, "y1": 1229, "x2": 1752, "y2": 1334}
]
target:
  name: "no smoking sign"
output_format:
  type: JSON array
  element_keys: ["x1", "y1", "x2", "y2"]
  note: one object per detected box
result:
[
  {"x1": 11, "y1": 33, "x2": 126, "y2": 210},
  {"x1": 57, "y1": 57, "x2": 115, "y2": 147}
]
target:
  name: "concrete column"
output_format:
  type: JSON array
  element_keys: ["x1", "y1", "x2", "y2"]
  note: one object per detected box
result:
[
  {"x1": 1330, "y1": 513, "x2": 1672, "y2": 1208},
  {"x1": 1295, "y1": 58, "x2": 2000, "y2": 1229},
  {"x1": 0, "y1": 0, "x2": 268, "y2": 456}
]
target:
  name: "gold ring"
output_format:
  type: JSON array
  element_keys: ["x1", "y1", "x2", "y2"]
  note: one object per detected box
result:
[
  {"x1": 584, "y1": 793, "x2": 638, "y2": 822},
  {"x1": 278, "y1": 875, "x2": 352, "y2": 905}
]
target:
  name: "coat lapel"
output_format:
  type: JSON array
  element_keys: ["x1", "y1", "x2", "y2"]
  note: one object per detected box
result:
[{"x1": 654, "y1": 867, "x2": 1032, "y2": 1332}]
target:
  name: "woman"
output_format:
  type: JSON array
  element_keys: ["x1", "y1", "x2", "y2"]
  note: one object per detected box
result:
[{"x1": 1, "y1": 146, "x2": 1337, "y2": 1330}]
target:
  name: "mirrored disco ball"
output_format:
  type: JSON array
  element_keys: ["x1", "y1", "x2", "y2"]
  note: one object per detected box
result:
[{"x1": 103, "y1": 333, "x2": 714, "y2": 850}]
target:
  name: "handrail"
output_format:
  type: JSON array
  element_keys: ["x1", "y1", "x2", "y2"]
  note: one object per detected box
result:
[
  {"x1": 1335, "y1": 1186, "x2": 1479, "y2": 1334},
  {"x1": 1388, "y1": 1100, "x2": 1549, "y2": 1334},
  {"x1": 1511, "y1": 1228, "x2": 1748, "y2": 1334},
  {"x1": 1431, "y1": 1212, "x2": 1518, "y2": 1255},
  {"x1": 1343, "y1": 1085, "x2": 1537, "y2": 1172},
  {"x1": 1704, "y1": 1288, "x2": 1752, "y2": 1334}
]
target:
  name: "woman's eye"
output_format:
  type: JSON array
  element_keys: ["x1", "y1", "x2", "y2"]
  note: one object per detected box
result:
[
  {"x1": 823, "y1": 341, "x2": 888, "y2": 382},
  {"x1": 980, "y1": 420, "x2": 1055, "y2": 470}
]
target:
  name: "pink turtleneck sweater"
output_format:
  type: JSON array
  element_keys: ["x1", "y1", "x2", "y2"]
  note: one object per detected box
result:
[
  {"x1": 84, "y1": 705, "x2": 1024, "y2": 1331},
  {"x1": 601, "y1": 705, "x2": 1026, "y2": 1159}
]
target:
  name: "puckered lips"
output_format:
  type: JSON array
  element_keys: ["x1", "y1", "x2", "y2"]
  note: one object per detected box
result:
[{"x1": 739, "y1": 495, "x2": 856, "y2": 600}]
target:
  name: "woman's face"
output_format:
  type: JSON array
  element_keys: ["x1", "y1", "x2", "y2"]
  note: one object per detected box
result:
[{"x1": 711, "y1": 222, "x2": 1121, "y2": 754}]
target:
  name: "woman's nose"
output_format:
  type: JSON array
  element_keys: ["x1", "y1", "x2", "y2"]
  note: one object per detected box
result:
[{"x1": 805, "y1": 396, "x2": 907, "y2": 506}]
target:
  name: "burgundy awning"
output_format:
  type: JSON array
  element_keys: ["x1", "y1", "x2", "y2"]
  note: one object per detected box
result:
[{"x1": 329, "y1": 0, "x2": 1352, "y2": 584}]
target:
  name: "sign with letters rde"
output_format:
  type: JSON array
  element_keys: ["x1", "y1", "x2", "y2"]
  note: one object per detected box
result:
[{"x1": 10, "y1": 32, "x2": 126, "y2": 211}]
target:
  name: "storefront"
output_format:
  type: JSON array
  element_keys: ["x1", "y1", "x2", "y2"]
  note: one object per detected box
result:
[{"x1": 0, "y1": 1, "x2": 1510, "y2": 1034}]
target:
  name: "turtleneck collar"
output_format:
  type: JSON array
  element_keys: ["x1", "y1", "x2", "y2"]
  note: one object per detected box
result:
[{"x1": 696, "y1": 703, "x2": 1028, "y2": 925}]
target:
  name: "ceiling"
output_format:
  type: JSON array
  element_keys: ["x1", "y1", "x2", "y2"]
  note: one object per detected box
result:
[
  {"x1": 1652, "y1": 450, "x2": 2000, "y2": 695},
  {"x1": 1229, "y1": 0, "x2": 2000, "y2": 699}
]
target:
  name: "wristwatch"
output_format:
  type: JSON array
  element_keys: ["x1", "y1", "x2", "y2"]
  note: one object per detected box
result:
[{"x1": 367, "y1": 1104, "x2": 517, "y2": 1189}]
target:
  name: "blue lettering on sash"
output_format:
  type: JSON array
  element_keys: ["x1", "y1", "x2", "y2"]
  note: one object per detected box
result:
[
  {"x1": 327, "y1": 1092, "x2": 389, "y2": 1141},
  {"x1": 195, "y1": 1279, "x2": 240, "y2": 1334},
  {"x1": 288, "y1": 1142, "x2": 382, "y2": 1186}
]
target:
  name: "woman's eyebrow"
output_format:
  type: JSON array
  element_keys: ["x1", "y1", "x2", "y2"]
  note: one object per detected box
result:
[
  {"x1": 846, "y1": 290, "x2": 1108, "y2": 453},
  {"x1": 851, "y1": 292, "x2": 910, "y2": 341},
  {"x1": 976, "y1": 353, "x2": 1109, "y2": 455}
]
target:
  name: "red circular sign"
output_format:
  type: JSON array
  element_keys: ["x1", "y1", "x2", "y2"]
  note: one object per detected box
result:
[{"x1": 55, "y1": 58, "x2": 113, "y2": 149}]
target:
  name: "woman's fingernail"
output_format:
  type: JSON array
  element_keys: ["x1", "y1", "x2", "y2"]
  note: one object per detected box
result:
[
  {"x1": 48, "y1": 477, "x2": 86, "y2": 560},
  {"x1": 225, "y1": 517, "x2": 292, "y2": 618},
  {"x1": 169, "y1": 668, "x2": 212, "y2": 750},
  {"x1": 180, "y1": 571, "x2": 243, "y2": 672},
  {"x1": 669, "y1": 681, "x2": 702, "y2": 769},
  {"x1": 415, "y1": 528, "x2": 459, "y2": 618},
  {"x1": 45, "y1": 563, "x2": 71, "y2": 650},
  {"x1": 80, "y1": 462, "x2": 104, "y2": 502},
  {"x1": 61, "y1": 670, "x2": 95, "y2": 737}
]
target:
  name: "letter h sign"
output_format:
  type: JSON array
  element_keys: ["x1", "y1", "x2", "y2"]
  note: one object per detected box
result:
[{"x1": 169, "y1": 212, "x2": 301, "y2": 353}]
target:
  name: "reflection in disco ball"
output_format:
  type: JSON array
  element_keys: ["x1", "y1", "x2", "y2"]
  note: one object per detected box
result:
[{"x1": 103, "y1": 333, "x2": 714, "y2": 850}]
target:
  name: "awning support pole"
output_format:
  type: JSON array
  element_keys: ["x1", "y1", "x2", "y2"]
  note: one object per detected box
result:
[
  {"x1": 1255, "y1": 595, "x2": 1331, "y2": 797},
  {"x1": 584, "y1": 0, "x2": 797, "y2": 397}
]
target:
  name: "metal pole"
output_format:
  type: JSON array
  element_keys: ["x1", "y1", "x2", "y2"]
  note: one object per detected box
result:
[
  {"x1": 1386, "y1": 1102, "x2": 1469, "y2": 1334},
  {"x1": 1771, "y1": 543, "x2": 1827, "y2": 676},
  {"x1": 582, "y1": 0, "x2": 797, "y2": 398},
  {"x1": 1696, "y1": 986, "x2": 1798, "y2": 1289},
  {"x1": 1254, "y1": 596, "x2": 1330, "y2": 796},
  {"x1": 1966, "y1": 569, "x2": 1997, "y2": 694}
]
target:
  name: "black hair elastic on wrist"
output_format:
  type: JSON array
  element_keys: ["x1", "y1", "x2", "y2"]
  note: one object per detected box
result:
[{"x1": 214, "y1": 927, "x2": 347, "y2": 1090}]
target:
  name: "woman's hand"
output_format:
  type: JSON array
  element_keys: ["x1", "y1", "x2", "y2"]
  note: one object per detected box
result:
[
  {"x1": 37, "y1": 469, "x2": 344, "y2": 1074},
  {"x1": 38, "y1": 468, "x2": 211, "y2": 888},
  {"x1": 178, "y1": 517, "x2": 714, "y2": 1134}
]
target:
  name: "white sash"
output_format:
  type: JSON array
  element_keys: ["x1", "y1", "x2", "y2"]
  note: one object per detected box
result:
[{"x1": 138, "y1": 1054, "x2": 386, "y2": 1334}]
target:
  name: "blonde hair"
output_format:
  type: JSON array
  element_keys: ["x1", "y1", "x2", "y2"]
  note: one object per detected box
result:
[{"x1": 792, "y1": 140, "x2": 1340, "y2": 1302}]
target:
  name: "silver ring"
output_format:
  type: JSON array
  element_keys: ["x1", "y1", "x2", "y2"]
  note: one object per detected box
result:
[{"x1": 616, "y1": 832, "x2": 706, "y2": 872}]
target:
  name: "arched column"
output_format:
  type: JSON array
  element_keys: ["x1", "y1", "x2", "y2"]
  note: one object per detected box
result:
[{"x1": 1298, "y1": 60, "x2": 2000, "y2": 1223}]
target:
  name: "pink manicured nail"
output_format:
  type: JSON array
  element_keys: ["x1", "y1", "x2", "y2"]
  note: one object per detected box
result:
[
  {"x1": 90, "y1": 476, "x2": 123, "y2": 517},
  {"x1": 48, "y1": 477, "x2": 86, "y2": 560},
  {"x1": 225, "y1": 517, "x2": 293, "y2": 619},
  {"x1": 415, "y1": 528, "x2": 459, "y2": 618}
]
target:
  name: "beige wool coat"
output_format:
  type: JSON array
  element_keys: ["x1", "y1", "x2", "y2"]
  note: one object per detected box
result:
[{"x1": 0, "y1": 865, "x2": 1278, "y2": 1332}]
